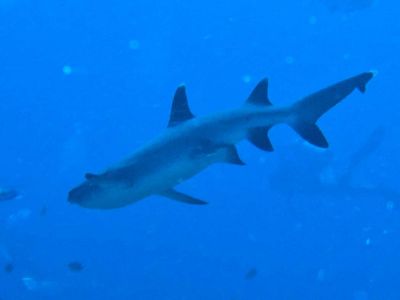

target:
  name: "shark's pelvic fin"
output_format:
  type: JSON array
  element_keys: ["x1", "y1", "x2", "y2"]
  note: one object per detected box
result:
[
  {"x1": 246, "y1": 78, "x2": 272, "y2": 106},
  {"x1": 247, "y1": 127, "x2": 274, "y2": 152},
  {"x1": 160, "y1": 189, "x2": 208, "y2": 205},
  {"x1": 168, "y1": 85, "x2": 195, "y2": 127},
  {"x1": 290, "y1": 71, "x2": 374, "y2": 148},
  {"x1": 224, "y1": 145, "x2": 246, "y2": 165}
]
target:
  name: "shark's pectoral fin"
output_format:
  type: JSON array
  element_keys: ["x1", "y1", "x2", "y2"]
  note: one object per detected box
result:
[
  {"x1": 223, "y1": 145, "x2": 246, "y2": 165},
  {"x1": 160, "y1": 189, "x2": 208, "y2": 205},
  {"x1": 247, "y1": 127, "x2": 274, "y2": 151},
  {"x1": 168, "y1": 85, "x2": 195, "y2": 127}
]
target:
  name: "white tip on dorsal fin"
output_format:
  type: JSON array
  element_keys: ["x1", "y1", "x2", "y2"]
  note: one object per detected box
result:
[
  {"x1": 246, "y1": 78, "x2": 272, "y2": 106},
  {"x1": 167, "y1": 85, "x2": 195, "y2": 127}
]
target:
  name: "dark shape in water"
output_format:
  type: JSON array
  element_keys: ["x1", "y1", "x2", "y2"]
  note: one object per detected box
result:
[
  {"x1": 0, "y1": 187, "x2": 19, "y2": 202},
  {"x1": 4, "y1": 262, "x2": 14, "y2": 273},
  {"x1": 68, "y1": 261, "x2": 84, "y2": 272},
  {"x1": 40, "y1": 205, "x2": 48, "y2": 217},
  {"x1": 245, "y1": 268, "x2": 258, "y2": 280},
  {"x1": 321, "y1": 0, "x2": 374, "y2": 12}
]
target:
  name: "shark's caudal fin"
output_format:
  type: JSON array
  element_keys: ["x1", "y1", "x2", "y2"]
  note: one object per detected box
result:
[{"x1": 289, "y1": 71, "x2": 375, "y2": 148}]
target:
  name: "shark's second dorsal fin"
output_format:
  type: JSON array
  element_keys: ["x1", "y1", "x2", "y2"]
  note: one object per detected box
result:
[
  {"x1": 168, "y1": 85, "x2": 195, "y2": 127},
  {"x1": 246, "y1": 78, "x2": 272, "y2": 106}
]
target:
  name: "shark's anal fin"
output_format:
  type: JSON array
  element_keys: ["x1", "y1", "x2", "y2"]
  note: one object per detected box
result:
[
  {"x1": 246, "y1": 78, "x2": 272, "y2": 106},
  {"x1": 224, "y1": 145, "x2": 246, "y2": 165},
  {"x1": 168, "y1": 86, "x2": 195, "y2": 127},
  {"x1": 160, "y1": 189, "x2": 208, "y2": 205},
  {"x1": 247, "y1": 127, "x2": 274, "y2": 151}
]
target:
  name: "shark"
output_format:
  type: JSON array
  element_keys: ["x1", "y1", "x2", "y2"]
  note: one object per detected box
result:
[{"x1": 68, "y1": 72, "x2": 374, "y2": 209}]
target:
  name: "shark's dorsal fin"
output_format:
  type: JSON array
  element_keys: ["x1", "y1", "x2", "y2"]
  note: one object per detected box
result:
[
  {"x1": 246, "y1": 78, "x2": 272, "y2": 106},
  {"x1": 85, "y1": 173, "x2": 100, "y2": 180},
  {"x1": 168, "y1": 85, "x2": 195, "y2": 127},
  {"x1": 160, "y1": 189, "x2": 208, "y2": 205},
  {"x1": 247, "y1": 127, "x2": 274, "y2": 152}
]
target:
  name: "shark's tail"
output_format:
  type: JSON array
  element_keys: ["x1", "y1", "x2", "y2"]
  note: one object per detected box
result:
[{"x1": 288, "y1": 72, "x2": 375, "y2": 148}]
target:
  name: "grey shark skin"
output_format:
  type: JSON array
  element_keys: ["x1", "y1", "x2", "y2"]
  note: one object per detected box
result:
[{"x1": 68, "y1": 72, "x2": 374, "y2": 209}]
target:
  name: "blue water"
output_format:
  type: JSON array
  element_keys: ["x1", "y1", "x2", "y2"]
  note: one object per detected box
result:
[{"x1": 1, "y1": 0, "x2": 399, "y2": 299}]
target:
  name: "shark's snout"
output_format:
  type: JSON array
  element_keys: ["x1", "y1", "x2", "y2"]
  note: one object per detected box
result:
[
  {"x1": 68, "y1": 187, "x2": 84, "y2": 205},
  {"x1": 68, "y1": 182, "x2": 101, "y2": 205}
]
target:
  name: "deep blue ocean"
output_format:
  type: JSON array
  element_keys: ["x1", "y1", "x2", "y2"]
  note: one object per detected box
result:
[{"x1": 1, "y1": 0, "x2": 399, "y2": 299}]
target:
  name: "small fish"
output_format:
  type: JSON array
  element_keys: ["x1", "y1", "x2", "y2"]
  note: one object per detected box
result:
[
  {"x1": 0, "y1": 187, "x2": 19, "y2": 202},
  {"x1": 68, "y1": 261, "x2": 84, "y2": 272},
  {"x1": 4, "y1": 262, "x2": 14, "y2": 273},
  {"x1": 245, "y1": 268, "x2": 258, "y2": 280}
]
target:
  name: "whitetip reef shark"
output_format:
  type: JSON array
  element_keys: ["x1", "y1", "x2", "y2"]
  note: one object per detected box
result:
[{"x1": 68, "y1": 72, "x2": 374, "y2": 209}]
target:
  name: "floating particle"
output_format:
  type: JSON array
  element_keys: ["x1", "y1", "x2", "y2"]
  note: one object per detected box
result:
[
  {"x1": 258, "y1": 156, "x2": 267, "y2": 164},
  {"x1": 62, "y1": 65, "x2": 73, "y2": 75},
  {"x1": 285, "y1": 56, "x2": 295, "y2": 64},
  {"x1": 7, "y1": 208, "x2": 32, "y2": 226},
  {"x1": 343, "y1": 53, "x2": 351, "y2": 60},
  {"x1": 309, "y1": 16, "x2": 318, "y2": 25},
  {"x1": 242, "y1": 75, "x2": 252, "y2": 84},
  {"x1": 129, "y1": 40, "x2": 140, "y2": 50},
  {"x1": 317, "y1": 268, "x2": 325, "y2": 282},
  {"x1": 386, "y1": 201, "x2": 394, "y2": 211},
  {"x1": 22, "y1": 277, "x2": 38, "y2": 290}
]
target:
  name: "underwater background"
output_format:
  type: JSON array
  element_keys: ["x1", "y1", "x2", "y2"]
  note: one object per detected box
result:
[{"x1": 0, "y1": 0, "x2": 399, "y2": 299}]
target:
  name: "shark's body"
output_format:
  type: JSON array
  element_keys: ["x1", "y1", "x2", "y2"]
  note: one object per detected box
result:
[{"x1": 68, "y1": 72, "x2": 374, "y2": 209}]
